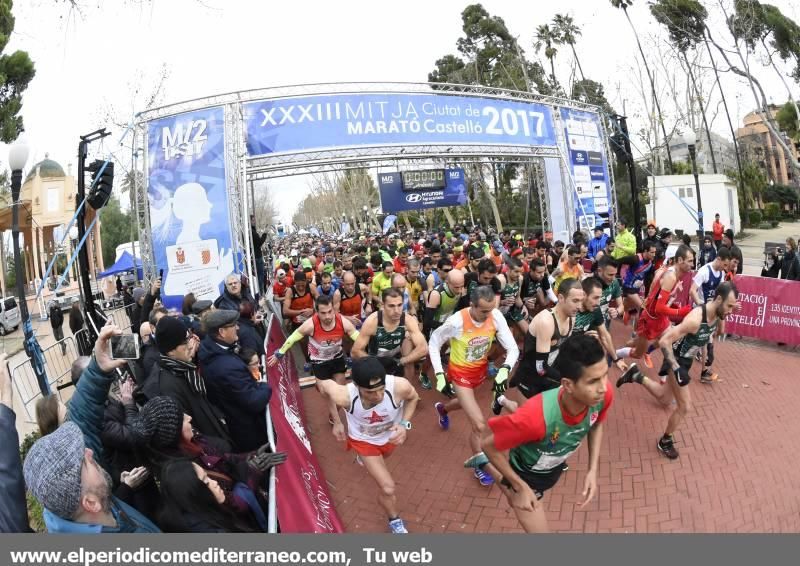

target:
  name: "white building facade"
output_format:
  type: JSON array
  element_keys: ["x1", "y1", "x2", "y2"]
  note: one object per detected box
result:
[{"x1": 646, "y1": 174, "x2": 741, "y2": 236}]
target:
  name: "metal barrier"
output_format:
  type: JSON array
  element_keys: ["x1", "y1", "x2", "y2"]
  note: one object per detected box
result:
[
  {"x1": 11, "y1": 335, "x2": 80, "y2": 423},
  {"x1": 96, "y1": 304, "x2": 134, "y2": 333}
]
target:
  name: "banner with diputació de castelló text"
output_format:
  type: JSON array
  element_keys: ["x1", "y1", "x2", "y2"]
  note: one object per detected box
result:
[{"x1": 725, "y1": 275, "x2": 800, "y2": 345}]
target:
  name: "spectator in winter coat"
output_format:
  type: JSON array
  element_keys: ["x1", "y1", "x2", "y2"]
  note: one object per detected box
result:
[
  {"x1": 49, "y1": 301, "x2": 66, "y2": 354},
  {"x1": 587, "y1": 227, "x2": 609, "y2": 259},
  {"x1": 0, "y1": 353, "x2": 30, "y2": 532},
  {"x1": 697, "y1": 236, "x2": 717, "y2": 267},
  {"x1": 142, "y1": 317, "x2": 233, "y2": 450},
  {"x1": 780, "y1": 238, "x2": 800, "y2": 280},
  {"x1": 721, "y1": 230, "x2": 744, "y2": 275},
  {"x1": 22, "y1": 325, "x2": 161, "y2": 533},
  {"x1": 197, "y1": 309, "x2": 271, "y2": 452}
]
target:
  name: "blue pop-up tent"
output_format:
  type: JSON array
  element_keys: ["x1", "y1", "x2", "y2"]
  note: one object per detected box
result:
[{"x1": 97, "y1": 251, "x2": 144, "y2": 280}]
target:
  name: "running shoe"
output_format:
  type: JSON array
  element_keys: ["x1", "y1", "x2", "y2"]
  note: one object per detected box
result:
[
  {"x1": 487, "y1": 363, "x2": 498, "y2": 379},
  {"x1": 388, "y1": 517, "x2": 408, "y2": 534},
  {"x1": 303, "y1": 362, "x2": 312, "y2": 373},
  {"x1": 561, "y1": 463, "x2": 569, "y2": 472},
  {"x1": 419, "y1": 372, "x2": 432, "y2": 390},
  {"x1": 345, "y1": 357, "x2": 353, "y2": 369},
  {"x1": 474, "y1": 468, "x2": 494, "y2": 486},
  {"x1": 434, "y1": 402, "x2": 449, "y2": 431},
  {"x1": 355, "y1": 454, "x2": 364, "y2": 467},
  {"x1": 615, "y1": 363, "x2": 643, "y2": 388},
  {"x1": 464, "y1": 452, "x2": 489, "y2": 469},
  {"x1": 491, "y1": 394, "x2": 503, "y2": 416},
  {"x1": 657, "y1": 436, "x2": 679, "y2": 459},
  {"x1": 643, "y1": 353, "x2": 653, "y2": 368},
  {"x1": 700, "y1": 369, "x2": 718, "y2": 384}
]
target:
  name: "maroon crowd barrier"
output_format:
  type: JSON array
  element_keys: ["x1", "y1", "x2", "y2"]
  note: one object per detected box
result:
[{"x1": 265, "y1": 319, "x2": 345, "y2": 533}]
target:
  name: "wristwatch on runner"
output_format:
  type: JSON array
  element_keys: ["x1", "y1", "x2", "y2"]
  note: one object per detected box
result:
[{"x1": 399, "y1": 420, "x2": 412, "y2": 430}]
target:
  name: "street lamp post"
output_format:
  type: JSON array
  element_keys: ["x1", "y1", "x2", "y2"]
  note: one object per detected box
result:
[
  {"x1": 68, "y1": 225, "x2": 79, "y2": 283},
  {"x1": 684, "y1": 130, "x2": 705, "y2": 240},
  {"x1": 362, "y1": 205, "x2": 368, "y2": 230},
  {"x1": 9, "y1": 137, "x2": 49, "y2": 395}
]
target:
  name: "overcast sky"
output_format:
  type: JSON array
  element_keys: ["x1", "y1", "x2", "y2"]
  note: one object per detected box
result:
[{"x1": 4, "y1": 0, "x2": 799, "y2": 223}]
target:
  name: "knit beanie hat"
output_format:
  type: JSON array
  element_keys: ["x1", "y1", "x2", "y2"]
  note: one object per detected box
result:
[
  {"x1": 130, "y1": 396, "x2": 184, "y2": 448},
  {"x1": 155, "y1": 316, "x2": 189, "y2": 354},
  {"x1": 23, "y1": 421, "x2": 85, "y2": 519}
]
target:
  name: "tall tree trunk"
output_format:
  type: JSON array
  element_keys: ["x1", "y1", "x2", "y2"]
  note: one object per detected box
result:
[
  {"x1": 703, "y1": 33, "x2": 746, "y2": 200},
  {"x1": 570, "y1": 44, "x2": 586, "y2": 82},
  {"x1": 682, "y1": 52, "x2": 718, "y2": 174},
  {"x1": 623, "y1": 6, "x2": 673, "y2": 173},
  {"x1": 442, "y1": 208, "x2": 456, "y2": 228}
]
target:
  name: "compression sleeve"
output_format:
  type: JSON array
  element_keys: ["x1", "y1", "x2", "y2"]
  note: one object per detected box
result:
[
  {"x1": 535, "y1": 351, "x2": 549, "y2": 375},
  {"x1": 654, "y1": 289, "x2": 692, "y2": 318},
  {"x1": 278, "y1": 330, "x2": 304, "y2": 355},
  {"x1": 546, "y1": 289, "x2": 558, "y2": 304}
]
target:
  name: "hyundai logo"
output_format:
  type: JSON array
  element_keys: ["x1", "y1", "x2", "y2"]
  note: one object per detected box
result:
[{"x1": 406, "y1": 193, "x2": 422, "y2": 203}]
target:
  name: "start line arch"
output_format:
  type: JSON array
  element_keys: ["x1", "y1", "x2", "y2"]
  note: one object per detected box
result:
[{"x1": 131, "y1": 82, "x2": 618, "y2": 308}]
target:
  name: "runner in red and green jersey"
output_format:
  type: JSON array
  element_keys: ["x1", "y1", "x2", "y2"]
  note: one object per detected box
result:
[{"x1": 466, "y1": 334, "x2": 613, "y2": 532}]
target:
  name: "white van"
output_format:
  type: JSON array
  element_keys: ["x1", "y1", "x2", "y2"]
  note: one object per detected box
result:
[{"x1": 0, "y1": 296, "x2": 21, "y2": 336}]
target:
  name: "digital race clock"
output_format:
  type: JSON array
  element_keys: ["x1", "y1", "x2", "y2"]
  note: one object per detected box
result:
[{"x1": 401, "y1": 169, "x2": 447, "y2": 191}]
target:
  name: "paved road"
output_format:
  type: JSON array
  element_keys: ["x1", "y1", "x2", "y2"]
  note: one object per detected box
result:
[
  {"x1": 304, "y1": 323, "x2": 800, "y2": 533},
  {"x1": 736, "y1": 220, "x2": 800, "y2": 276}
]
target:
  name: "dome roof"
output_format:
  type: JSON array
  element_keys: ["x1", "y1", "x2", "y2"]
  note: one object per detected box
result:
[{"x1": 25, "y1": 154, "x2": 66, "y2": 182}]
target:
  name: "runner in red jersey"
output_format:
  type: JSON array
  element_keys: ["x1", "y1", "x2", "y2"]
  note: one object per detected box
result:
[{"x1": 615, "y1": 245, "x2": 695, "y2": 404}]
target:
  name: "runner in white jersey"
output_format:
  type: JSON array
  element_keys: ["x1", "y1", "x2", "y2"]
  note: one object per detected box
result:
[{"x1": 317, "y1": 356, "x2": 420, "y2": 534}]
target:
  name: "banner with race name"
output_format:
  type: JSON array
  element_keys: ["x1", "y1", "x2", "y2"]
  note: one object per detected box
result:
[
  {"x1": 725, "y1": 275, "x2": 800, "y2": 345},
  {"x1": 147, "y1": 106, "x2": 234, "y2": 310},
  {"x1": 560, "y1": 108, "x2": 612, "y2": 232},
  {"x1": 265, "y1": 320, "x2": 345, "y2": 533},
  {"x1": 243, "y1": 93, "x2": 557, "y2": 155}
]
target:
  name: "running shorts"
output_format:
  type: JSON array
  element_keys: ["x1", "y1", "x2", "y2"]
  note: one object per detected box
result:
[
  {"x1": 636, "y1": 309, "x2": 671, "y2": 342},
  {"x1": 501, "y1": 464, "x2": 563, "y2": 499},
  {"x1": 347, "y1": 437, "x2": 396, "y2": 457},
  {"x1": 504, "y1": 307, "x2": 525, "y2": 324},
  {"x1": 311, "y1": 356, "x2": 347, "y2": 380},
  {"x1": 376, "y1": 355, "x2": 403, "y2": 377},
  {"x1": 509, "y1": 360, "x2": 560, "y2": 399},
  {"x1": 622, "y1": 286, "x2": 641, "y2": 296}
]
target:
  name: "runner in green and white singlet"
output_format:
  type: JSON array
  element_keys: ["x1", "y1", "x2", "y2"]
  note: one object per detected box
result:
[
  {"x1": 496, "y1": 257, "x2": 527, "y2": 336},
  {"x1": 653, "y1": 281, "x2": 739, "y2": 460},
  {"x1": 465, "y1": 334, "x2": 614, "y2": 533}
]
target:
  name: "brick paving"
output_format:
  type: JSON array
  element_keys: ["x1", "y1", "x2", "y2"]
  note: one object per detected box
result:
[{"x1": 301, "y1": 325, "x2": 800, "y2": 533}]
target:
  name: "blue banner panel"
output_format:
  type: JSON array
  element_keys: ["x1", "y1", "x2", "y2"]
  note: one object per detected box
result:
[
  {"x1": 147, "y1": 107, "x2": 232, "y2": 310},
  {"x1": 244, "y1": 94, "x2": 556, "y2": 155},
  {"x1": 560, "y1": 108, "x2": 612, "y2": 232},
  {"x1": 378, "y1": 168, "x2": 467, "y2": 213}
]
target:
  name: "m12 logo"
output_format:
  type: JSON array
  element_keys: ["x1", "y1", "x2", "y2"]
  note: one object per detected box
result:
[
  {"x1": 380, "y1": 174, "x2": 395, "y2": 184},
  {"x1": 448, "y1": 171, "x2": 460, "y2": 180},
  {"x1": 161, "y1": 119, "x2": 208, "y2": 160}
]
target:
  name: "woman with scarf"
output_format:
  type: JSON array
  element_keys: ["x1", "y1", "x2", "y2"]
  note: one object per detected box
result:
[{"x1": 131, "y1": 396, "x2": 286, "y2": 532}]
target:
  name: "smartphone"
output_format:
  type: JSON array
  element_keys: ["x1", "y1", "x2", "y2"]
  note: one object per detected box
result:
[{"x1": 109, "y1": 334, "x2": 140, "y2": 360}]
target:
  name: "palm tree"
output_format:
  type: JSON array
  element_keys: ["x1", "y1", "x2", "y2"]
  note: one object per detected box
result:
[
  {"x1": 610, "y1": 0, "x2": 674, "y2": 173},
  {"x1": 552, "y1": 14, "x2": 586, "y2": 83},
  {"x1": 534, "y1": 24, "x2": 559, "y2": 93}
]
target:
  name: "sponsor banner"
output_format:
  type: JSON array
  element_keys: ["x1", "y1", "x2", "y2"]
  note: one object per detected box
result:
[
  {"x1": 560, "y1": 108, "x2": 612, "y2": 233},
  {"x1": 147, "y1": 107, "x2": 233, "y2": 309},
  {"x1": 725, "y1": 275, "x2": 800, "y2": 345},
  {"x1": 244, "y1": 93, "x2": 557, "y2": 155},
  {"x1": 265, "y1": 320, "x2": 345, "y2": 533},
  {"x1": 377, "y1": 168, "x2": 467, "y2": 213}
]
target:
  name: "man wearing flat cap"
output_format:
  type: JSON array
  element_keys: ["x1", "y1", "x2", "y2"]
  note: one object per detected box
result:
[
  {"x1": 142, "y1": 316, "x2": 233, "y2": 449},
  {"x1": 23, "y1": 325, "x2": 161, "y2": 533},
  {"x1": 198, "y1": 309, "x2": 272, "y2": 452}
]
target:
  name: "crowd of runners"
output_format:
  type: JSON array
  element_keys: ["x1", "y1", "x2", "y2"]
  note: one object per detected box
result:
[{"x1": 266, "y1": 219, "x2": 742, "y2": 533}]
